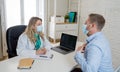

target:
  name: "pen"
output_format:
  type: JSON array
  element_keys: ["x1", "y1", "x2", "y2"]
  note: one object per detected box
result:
[{"x1": 40, "y1": 55, "x2": 48, "y2": 58}]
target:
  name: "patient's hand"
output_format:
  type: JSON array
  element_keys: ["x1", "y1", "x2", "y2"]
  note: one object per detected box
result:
[
  {"x1": 36, "y1": 48, "x2": 47, "y2": 55},
  {"x1": 77, "y1": 43, "x2": 87, "y2": 53}
]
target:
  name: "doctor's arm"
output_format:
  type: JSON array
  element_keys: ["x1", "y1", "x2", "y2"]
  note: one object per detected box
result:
[
  {"x1": 43, "y1": 36, "x2": 52, "y2": 51},
  {"x1": 16, "y1": 34, "x2": 36, "y2": 57}
]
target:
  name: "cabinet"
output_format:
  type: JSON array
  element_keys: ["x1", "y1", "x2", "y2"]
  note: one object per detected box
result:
[
  {"x1": 48, "y1": 0, "x2": 80, "y2": 43},
  {"x1": 49, "y1": 22, "x2": 78, "y2": 43}
]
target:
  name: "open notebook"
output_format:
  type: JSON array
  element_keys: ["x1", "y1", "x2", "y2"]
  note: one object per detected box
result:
[
  {"x1": 38, "y1": 51, "x2": 53, "y2": 60},
  {"x1": 33, "y1": 50, "x2": 53, "y2": 60},
  {"x1": 18, "y1": 58, "x2": 34, "y2": 69}
]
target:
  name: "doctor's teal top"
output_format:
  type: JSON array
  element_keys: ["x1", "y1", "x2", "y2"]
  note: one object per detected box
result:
[{"x1": 75, "y1": 32, "x2": 114, "y2": 72}]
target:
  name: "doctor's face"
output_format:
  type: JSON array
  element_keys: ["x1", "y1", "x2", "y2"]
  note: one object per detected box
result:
[
  {"x1": 35, "y1": 20, "x2": 42, "y2": 27},
  {"x1": 33, "y1": 20, "x2": 42, "y2": 32}
]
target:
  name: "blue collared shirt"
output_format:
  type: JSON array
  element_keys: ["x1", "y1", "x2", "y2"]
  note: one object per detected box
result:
[{"x1": 75, "y1": 32, "x2": 114, "y2": 72}]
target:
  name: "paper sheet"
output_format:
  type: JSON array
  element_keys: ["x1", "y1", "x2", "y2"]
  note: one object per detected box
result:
[{"x1": 35, "y1": 51, "x2": 53, "y2": 60}]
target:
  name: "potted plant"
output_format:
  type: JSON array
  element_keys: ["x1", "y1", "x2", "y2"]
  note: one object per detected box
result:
[{"x1": 64, "y1": 14, "x2": 69, "y2": 22}]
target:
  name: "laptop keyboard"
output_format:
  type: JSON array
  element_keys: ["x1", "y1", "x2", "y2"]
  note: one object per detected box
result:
[
  {"x1": 58, "y1": 46, "x2": 70, "y2": 51},
  {"x1": 51, "y1": 46, "x2": 73, "y2": 54}
]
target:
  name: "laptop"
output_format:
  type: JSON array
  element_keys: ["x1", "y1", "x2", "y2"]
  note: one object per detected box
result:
[{"x1": 51, "y1": 33, "x2": 77, "y2": 54}]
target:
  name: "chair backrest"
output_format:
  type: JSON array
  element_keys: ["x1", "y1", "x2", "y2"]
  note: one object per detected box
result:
[{"x1": 6, "y1": 25, "x2": 26, "y2": 58}]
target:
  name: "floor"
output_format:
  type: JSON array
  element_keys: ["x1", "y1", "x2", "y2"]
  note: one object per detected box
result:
[{"x1": 0, "y1": 56, "x2": 8, "y2": 61}]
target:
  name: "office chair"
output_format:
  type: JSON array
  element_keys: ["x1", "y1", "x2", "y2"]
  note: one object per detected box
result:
[{"x1": 6, "y1": 25, "x2": 26, "y2": 58}]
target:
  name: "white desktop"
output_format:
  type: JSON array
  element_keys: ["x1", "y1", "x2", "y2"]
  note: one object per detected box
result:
[{"x1": 0, "y1": 42, "x2": 83, "y2": 72}]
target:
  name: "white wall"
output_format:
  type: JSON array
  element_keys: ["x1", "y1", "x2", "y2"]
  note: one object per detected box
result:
[
  {"x1": 79, "y1": 0, "x2": 120, "y2": 69},
  {"x1": 48, "y1": 0, "x2": 68, "y2": 21},
  {"x1": 55, "y1": 0, "x2": 68, "y2": 16},
  {"x1": 48, "y1": 0, "x2": 54, "y2": 18},
  {"x1": 68, "y1": 0, "x2": 79, "y2": 12}
]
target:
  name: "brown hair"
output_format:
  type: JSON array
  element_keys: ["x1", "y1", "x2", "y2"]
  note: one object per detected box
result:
[
  {"x1": 24, "y1": 17, "x2": 44, "y2": 43},
  {"x1": 89, "y1": 13, "x2": 105, "y2": 30}
]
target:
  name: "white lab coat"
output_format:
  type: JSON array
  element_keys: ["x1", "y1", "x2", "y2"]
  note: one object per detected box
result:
[{"x1": 16, "y1": 33, "x2": 52, "y2": 57}]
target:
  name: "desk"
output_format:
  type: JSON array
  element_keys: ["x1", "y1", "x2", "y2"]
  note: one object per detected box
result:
[{"x1": 0, "y1": 42, "x2": 83, "y2": 72}]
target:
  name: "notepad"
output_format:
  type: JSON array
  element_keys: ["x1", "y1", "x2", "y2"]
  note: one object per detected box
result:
[
  {"x1": 39, "y1": 53, "x2": 53, "y2": 59},
  {"x1": 38, "y1": 51, "x2": 53, "y2": 60},
  {"x1": 34, "y1": 51, "x2": 53, "y2": 60},
  {"x1": 18, "y1": 58, "x2": 34, "y2": 69}
]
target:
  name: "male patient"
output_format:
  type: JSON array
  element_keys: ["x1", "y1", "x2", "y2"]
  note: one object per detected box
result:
[{"x1": 73, "y1": 13, "x2": 114, "y2": 72}]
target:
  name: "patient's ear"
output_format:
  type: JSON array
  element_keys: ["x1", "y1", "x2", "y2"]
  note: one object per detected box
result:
[
  {"x1": 93, "y1": 23, "x2": 98, "y2": 28},
  {"x1": 87, "y1": 24, "x2": 92, "y2": 29},
  {"x1": 89, "y1": 24, "x2": 94, "y2": 28},
  {"x1": 90, "y1": 23, "x2": 96, "y2": 28}
]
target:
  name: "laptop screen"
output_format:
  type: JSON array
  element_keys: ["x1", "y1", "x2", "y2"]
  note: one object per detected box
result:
[{"x1": 60, "y1": 33, "x2": 77, "y2": 50}]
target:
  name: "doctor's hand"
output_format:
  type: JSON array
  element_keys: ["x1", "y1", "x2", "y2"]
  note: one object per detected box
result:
[
  {"x1": 36, "y1": 48, "x2": 47, "y2": 55},
  {"x1": 77, "y1": 43, "x2": 87, "y2": 53}
]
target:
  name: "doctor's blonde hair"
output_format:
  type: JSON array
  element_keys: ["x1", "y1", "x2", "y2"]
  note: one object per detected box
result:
[{"x1": 24, "y1": 17, "x2": 44, "y2": 43}]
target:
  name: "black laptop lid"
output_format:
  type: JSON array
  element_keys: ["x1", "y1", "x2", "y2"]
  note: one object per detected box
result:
[{"x1": 60, "y1": 33, "x2": 77, "y2": 50}]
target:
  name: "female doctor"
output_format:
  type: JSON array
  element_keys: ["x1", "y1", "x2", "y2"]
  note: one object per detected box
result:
[{"x1": 16, "y1": 17, "x2": 52, "y2": 57}]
